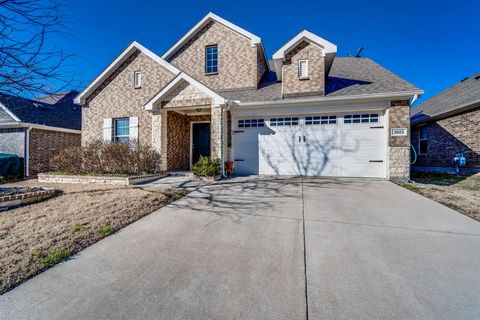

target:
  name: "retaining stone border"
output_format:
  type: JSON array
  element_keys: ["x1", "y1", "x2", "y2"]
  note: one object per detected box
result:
[
  {"x1": 0, "y1": 188, "x2": 56, "y2": 209},
  {"x1": 38, "y1": 173, "x2": 168, "y2": 186}
]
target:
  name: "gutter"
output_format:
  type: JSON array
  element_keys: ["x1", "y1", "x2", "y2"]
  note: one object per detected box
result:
[
  {"x1": 235, "y1": 90, "x2": 424, "y2": 108},
  {"x1": 0, "y1": 122, "x2": 81, "y2": 134}
]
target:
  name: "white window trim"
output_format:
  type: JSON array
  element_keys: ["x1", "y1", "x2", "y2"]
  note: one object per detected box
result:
[
  {"x1": 418, "y1": 126, "x2": 428, "y2": 155},
  {"x1": 134, "y1": 71, "x2": 141, "y2": 88},
  {"x1": 298, "y1": 59, "x2": 309, "y2": 79}
]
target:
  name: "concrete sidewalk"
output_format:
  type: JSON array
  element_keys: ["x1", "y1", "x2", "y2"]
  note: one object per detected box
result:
[{"x1": 2, "y1": 177, "x2": 480, "y2": 319}]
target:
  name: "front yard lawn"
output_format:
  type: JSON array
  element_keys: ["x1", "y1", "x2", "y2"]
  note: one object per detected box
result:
[
  {"x1": 0, "y1": 180, "x2": 187, "y2": 294},
  {"x1": 400, "y1": 171, "x2": 480, "y2": 222}
]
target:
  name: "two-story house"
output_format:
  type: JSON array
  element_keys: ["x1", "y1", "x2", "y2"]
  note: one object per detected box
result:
[{"x1": 74, "y1": 13, "x2": 422, "y2": 179}]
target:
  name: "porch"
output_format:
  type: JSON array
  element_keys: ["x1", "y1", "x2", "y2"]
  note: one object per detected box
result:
[{"x1": 145, "y1": 73, "x2": 230, "y2": 172}]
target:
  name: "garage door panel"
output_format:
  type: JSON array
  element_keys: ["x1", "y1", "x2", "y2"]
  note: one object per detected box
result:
[{"x1": 233, "y1": 112, "x2": 386, "y2": 178}]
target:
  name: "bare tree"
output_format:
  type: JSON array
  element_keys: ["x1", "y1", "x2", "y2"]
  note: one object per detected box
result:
[{"x1": 0, "y1": 0, "x2": 73, "y2": 97}]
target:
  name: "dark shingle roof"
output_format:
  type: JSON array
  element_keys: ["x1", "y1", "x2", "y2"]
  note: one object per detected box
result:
[
  {"x1": 411, "y1": 73, "x2": 480, "y2": 123},
  {"x1": 0, "y1": 91, "x2": 81, "y2": 130},
  {"x1": 221, "y1": 57, "x2": 420, "y2": 103}
]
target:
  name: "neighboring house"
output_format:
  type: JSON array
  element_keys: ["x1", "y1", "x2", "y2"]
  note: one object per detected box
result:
[
  {"x1": 411, "y1": 73, "x2": 480, "y2": 171},
  {"x1": 75, "y1": 12, "x2": 422, "y2": 179},
  {"x1": 0, "y1": 91, "x2": 81, "y2": 176}
]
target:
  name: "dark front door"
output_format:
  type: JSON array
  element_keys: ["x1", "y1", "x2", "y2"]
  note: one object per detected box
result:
[{"x1": 192, "y1": 123, "x2": 211, "y2": 165}]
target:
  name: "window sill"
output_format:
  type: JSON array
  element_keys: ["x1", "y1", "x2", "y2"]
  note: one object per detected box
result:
[
  {"x1": 205, "y1": 72, "x2": 218, "y2": 76},
  {"x1": 298, "y1": 76, "x2": 310, "y2": 81}
]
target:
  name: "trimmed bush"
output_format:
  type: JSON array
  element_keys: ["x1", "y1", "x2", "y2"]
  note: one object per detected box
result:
[
  {"x1": 192, "y1": 156, "x2": 221, "y2": 177},
  {"x1": 50, "y1": 140, "x2": 162, "y2": 175}
]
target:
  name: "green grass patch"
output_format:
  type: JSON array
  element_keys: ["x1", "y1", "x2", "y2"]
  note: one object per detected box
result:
[
  {"x1": 400, "y1": 183, "x2": 424, "y2": 194},
  {"x1": 97, "y1": 226, "x2": 113, "y2": 237},
  {"x1": 70, "y1": 224, "x2": 86, "y2": 233},
  {"x1": 34, "y1": 249, "x2": 70, "y2": 268}
]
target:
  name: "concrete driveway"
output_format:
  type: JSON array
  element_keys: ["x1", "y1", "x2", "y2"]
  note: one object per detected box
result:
[{"x1": 2, "y1": 177, "x2": 480, "y2": 319}]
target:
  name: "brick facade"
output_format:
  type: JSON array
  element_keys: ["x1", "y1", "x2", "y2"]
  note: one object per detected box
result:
[
  {"x1": 411, "y1": 106, "x2": 480, "y2": 168},
  {"x1": 388, "y1": 100, "x2": 411, "y2": 179},
  {"x1": 168, "y1": 20, "x2": 265, "y2": 91},
  {"x1": 282, "y1": 41, "x2": 325, "y2": 98},
  {"x1": 82, "y1": 51, "x2": 175, "y2": 145},
  {"x1": 29, "y1": 129, "x2": 81, "y2": 175}
]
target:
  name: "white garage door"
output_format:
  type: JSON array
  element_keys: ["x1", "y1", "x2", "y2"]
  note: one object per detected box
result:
[{"x1": 233, "y1": 113, "x2": 386, "y2": 178}]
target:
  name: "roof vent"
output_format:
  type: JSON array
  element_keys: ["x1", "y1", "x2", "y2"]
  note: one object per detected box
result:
[
  {"x1": 460, "y1": 77, "x2": 469, "y2": 82},
  {"x1": 475, "y1": 75, "x2": 480, "y2": 80}
]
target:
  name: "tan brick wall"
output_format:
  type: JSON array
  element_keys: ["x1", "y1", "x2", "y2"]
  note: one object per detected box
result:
[
  {"x1": 388, "y1": 100, "x2": 411, "y2": 179},
  {"x1": 82, "y1": 51, "x2": 175, "y2": 145},
  {"x1": 168, "y1": 20, "x2": 264, "y2": 91},
  {"x1": 282, "y1": 41, "x2": 325, "y2": 98},
  {"x1": 29, "y1": 129, "x2": 81, "y2": 175},
  {"x1": 389, "y1": 100, "x2": 411, "y2": 147},
  {"x1": 412, "y1": 106, "x2": 480, "y2": 168}
]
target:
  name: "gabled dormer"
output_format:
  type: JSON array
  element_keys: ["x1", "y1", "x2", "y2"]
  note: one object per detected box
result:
[
  {"x1": 162, "y1": 12, "x2": 269, "y2": 92},
  {"x1": 272, "y1": 30, "x2": 337, "y2": 98}
]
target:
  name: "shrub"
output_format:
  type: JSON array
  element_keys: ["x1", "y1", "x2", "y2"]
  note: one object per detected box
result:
[
  {"x1": 192, "y1": 156, "x2": 221, "y2": 177},
  {"x1": 50, "y1": 140, "x2": 162, "y2": 175}
]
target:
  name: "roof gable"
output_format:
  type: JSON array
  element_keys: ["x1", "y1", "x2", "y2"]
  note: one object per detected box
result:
[
  {"x1": 144, "y1": 72, "x2": 225, "y2": 110},
  {"x1": 74, "y1": 41, "x2": 180, "y2": 105},
  {"x1": 272, "y1": 30, "x2": 337, "y2": 60},
  {"x1": 162, "y1": 12, "x2": 266, "y2": 64}
]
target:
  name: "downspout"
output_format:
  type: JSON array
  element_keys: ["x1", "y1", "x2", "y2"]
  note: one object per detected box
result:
[
  {"x1": 220, "y1": 101, "x2": 232, "y2": 178},
  {"x1": 25, "y1": 126, "x2": 31, "y2": 177}
]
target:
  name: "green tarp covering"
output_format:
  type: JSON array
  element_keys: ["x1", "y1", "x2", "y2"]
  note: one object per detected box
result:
[{"x1": 0, "y1": 153, "x2": 23, "y2": 177}]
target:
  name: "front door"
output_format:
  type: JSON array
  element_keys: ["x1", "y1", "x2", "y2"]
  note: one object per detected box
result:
[{"x1": 191, "y1": 122, "x2": 211, "y2": 166}]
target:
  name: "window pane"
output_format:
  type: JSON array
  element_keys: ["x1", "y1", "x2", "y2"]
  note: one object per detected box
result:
[
  {"x1": 114, "y1": 118, "x2": 129, "y2": 136},
  {"x1": 420, "y1": 127, "x2": 428, "y2": 139},
  {"x1": 420, "y1": 140, "x2": 428, "y2": 154},
  {"x1": 205, "y1": 45, "x2": 218, "y2": 73}
]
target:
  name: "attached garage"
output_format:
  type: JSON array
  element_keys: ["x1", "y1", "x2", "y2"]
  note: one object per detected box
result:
[{"x1": 233, "y1": 111, "x2": 387, "y2": 178}]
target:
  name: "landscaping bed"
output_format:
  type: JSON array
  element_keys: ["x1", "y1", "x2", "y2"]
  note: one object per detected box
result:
[
  {"x1": 400, "y1": 171, "x2": 480, "y2": 222},
  {"x1": 0, "y1": 186, "x2": 56, "y2": 209},
  {"x1": 38, "y1": 172, "x2": 168, "y2": 186},
  {"x1": 0, "y1": 180, "x2": 187, "y2": 294}
]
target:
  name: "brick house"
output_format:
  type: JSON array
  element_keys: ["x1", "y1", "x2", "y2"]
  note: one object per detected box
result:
[
  {"x1": 75, "y1": 12, "x2": 422, "y2": 179},
  {"x1": 411, "y1": 73, "x2": 480, "y2": 172},
  {"x1": 0, "y1": 91, "x2": 81, "y2": 176}
]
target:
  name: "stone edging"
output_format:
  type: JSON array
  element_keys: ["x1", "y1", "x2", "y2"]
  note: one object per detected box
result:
[
  {"x1": 0, "y1": 188, "x2": 56, "y2": 209},
  {"x1": 38, "y1": 173, "x2": 168, "y2": 186}
]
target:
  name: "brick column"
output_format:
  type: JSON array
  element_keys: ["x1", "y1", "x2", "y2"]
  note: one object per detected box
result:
[
  {"x1": 210, "y1": 104, "x2": 226, "y2": 160},
  {"x1": 388, "y1": 100, "x2": 411, "y2": 180}
]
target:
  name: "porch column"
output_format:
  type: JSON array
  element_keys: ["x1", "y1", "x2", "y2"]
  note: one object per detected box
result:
[
  {"x1": 388, "y1": 100, "x2": 411, "y2": 180},
  {"x1": 210, "y1": 104, "x2": 226, "y2": 161},
  {"x1": 151, "y1": 110, "x2": 168, "y2": 171}
]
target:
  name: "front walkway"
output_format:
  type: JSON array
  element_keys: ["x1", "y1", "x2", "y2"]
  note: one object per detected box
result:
[{"x1": 2, "y1": 177, "x2": 480, "y2": 319}]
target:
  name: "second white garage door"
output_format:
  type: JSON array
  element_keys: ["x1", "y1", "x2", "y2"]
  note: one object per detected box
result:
[{"x1": 233, "y1": 113, "x2": 386, "y2": 178}]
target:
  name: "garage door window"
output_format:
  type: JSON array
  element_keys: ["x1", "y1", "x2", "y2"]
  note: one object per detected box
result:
[
  {"x1": 344, "y1": 113, "x2": 379, "y2": 124},
  {"x1": 305, "y1": 115, "x2": 337, "y2": 125},
  {"x1": 270, "y1": 117, "x2": 299, "y2": 126},
  {"x1": 238, "y1": 119, "x2": 264, "y2": 128}
]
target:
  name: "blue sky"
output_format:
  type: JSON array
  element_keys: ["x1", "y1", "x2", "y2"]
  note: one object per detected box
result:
[{"x1": 58, "y1": 0, "x2": 479, "y2": 106}]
